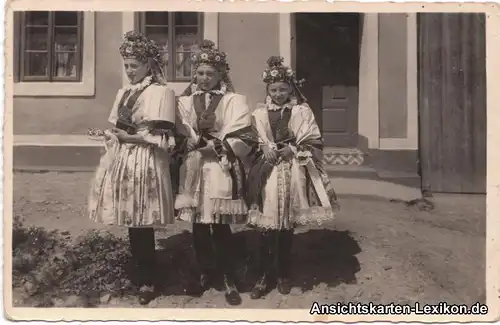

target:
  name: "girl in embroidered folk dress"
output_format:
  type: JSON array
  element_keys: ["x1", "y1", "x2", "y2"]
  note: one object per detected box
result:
[
  {"x1": 175, "y1": 40, "x2": 257, "y2": 306},
  {"x1": 88, "y1": 31, "x2": 176, "y2": 305},
  {"x1": 246, "y1": 56, "x2": 339, "y2": 299}
]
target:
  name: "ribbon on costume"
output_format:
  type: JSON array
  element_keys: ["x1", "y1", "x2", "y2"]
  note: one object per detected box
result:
[{"x1": 290, "y1": 156, "x2": 331, "y2": 209}]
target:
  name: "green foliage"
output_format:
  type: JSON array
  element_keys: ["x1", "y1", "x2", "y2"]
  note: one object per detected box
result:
[{"x1": 12, "y1": 216, "x2": 134, "y2": 303}]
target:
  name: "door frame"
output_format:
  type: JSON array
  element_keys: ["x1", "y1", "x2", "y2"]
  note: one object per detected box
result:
[
  {"x1": 379, "y1": 13, "x2": 419, "y2": 151},
  {"x1": 281, "y1": 13, "x2": 418, "y2": 151},
  {"x1": 287, "y1": 13, "x2": 363, "y2": 148}
]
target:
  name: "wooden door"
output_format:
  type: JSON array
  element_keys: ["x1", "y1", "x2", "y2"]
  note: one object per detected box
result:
[
  {"x1": 295, "y1": 13, "x2": 360, "y2": 147},
  {"x1": 418, "y1": 13, "x2": 486, "y2": 194}
]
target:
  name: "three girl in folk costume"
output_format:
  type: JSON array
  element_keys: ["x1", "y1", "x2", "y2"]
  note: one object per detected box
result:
[
  {"x1": 174, "y1": 40, "x2": 258, "y2": 306},
  {"x1": 246, "y1": 56, "x2": 339, "y2": 299},
  {"x1": 88, "y1": 31, "x2": 177, "y2": 305}
]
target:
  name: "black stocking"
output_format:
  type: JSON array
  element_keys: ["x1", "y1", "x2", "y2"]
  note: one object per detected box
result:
[
  {"x1": 128, "y1": 227, "x2": 156, "y2": 287},
  {"x1": 276, "y1": 229, "x2": 294, "y2": 279}
]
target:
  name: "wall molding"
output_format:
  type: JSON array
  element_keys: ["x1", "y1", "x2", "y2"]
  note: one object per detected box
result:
[
  {"x1": 279, "y1": 13, "x2": 292, "y2": 66},
  {"x1": 406, "y1": 12, "x2": 419, "y2": 150},
  {"x1": 14, "y1": 12, "x2": 96, "y2": 97},
  {"x1": 204, "y1": 12, "x2": 219, "y2": 46},
  {"x1": 121, "y1": 12, "x2": 135, "y2": 87},
  {"x1": 379, "y1": 138, "x2": 416, "y2": 150},
  {"x1": 358, "y1": 13, "x2": 380, "y2": 149},
  {"x1": 379, "y1": 13, "x2": 418, "y2": 150},
  {"x1": 14, "y1": 135, "x2": 104, "y2": 147}
]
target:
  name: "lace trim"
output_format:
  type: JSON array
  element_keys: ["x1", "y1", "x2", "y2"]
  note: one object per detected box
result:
[
  {"x1": 175, "y1": 198, "x2": 248, "y2": 215},
  {"x1": 247, "y1": 206, "x2": 336, "y2": 230},
  {"x1": 177, "y1": 207, "x2": 196, "y2": 221},
  {"x1": 122, "y1": 75, "x2": 153, "y2": 92},
  {"x1": 212, "y1": 198, "x2": 248, "y2": 215},
  {"x1": 174, "y1": 193, "x2": 200, "y2": 210},
  {"x1": 191, "y1": 82, "x2": 228, "y2": 96},
  {"x1": 266, "y1": 102, "x2": 294, "y2": 112},
  {"x1": 177, "y1": 201, "x2": 248, "y2": 224}
]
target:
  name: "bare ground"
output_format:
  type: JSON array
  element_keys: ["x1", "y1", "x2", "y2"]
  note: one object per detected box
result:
[{"x1": 11, "y1": 172, "x2": 486, "y2": 308}]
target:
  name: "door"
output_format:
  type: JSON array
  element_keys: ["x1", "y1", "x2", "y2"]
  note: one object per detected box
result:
[
  {"x1": 419, "y1": 13, "x2": 486, "y2": 194},
  {"x1": 295, "y1": 13, "x2": 361, "y2": 147}
]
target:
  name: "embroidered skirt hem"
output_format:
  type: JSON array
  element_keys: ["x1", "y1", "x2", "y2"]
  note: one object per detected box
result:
[
  {"x1": 175, "y1": 152, "x2": 249, "y2": 225},
  {"x1": 247, "y1": 206, "x2": 336, "y2": 230},
  {"x1": 176, "y1": 199, "x2": 248, "y2": 224}
]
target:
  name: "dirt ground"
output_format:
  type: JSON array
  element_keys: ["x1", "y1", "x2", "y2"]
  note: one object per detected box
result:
[{"x1": 11, "y1": 171, "x2": 486, "y2": 308}]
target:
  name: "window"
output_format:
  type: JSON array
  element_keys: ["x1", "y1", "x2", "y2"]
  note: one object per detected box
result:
[
  {"x1": 16, "y1": 11, "x2": 84, "y2": 82},
  {"x1": 137, "y1": 12, "x2": 204, "y2": 82}
]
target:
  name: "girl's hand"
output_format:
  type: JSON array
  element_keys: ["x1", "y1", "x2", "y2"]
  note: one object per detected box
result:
[
  {"x1": 103, "y1": 130, "x2": 113, "y2": 141},
  {"x1": 110, "y1": 128, "x2": 128, "y2": 141},
  {"x1": 262, "y1": 144, "x2": 278, "y2": 165},
  {"x1": 278, "y1": 145, "x2": 294, "y2": 161},
  {"x1": 186, "y1": 137, "x2": 198, "y2": 152},
  {"x1": 198, "y1": 140, "x2": 217, "y2": 158},
  {"x1": 199, "y1": 113, "x2": 216, "y2": 131}
]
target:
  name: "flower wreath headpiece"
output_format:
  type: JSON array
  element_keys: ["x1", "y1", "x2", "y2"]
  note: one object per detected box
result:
[
  {"x1": 190, "y1": 40, "x2": 230, "y2": 74},
  {"x1": 262, "y1": 56, "x2": 305, "y2": 87},
  {"x1": 262, "y1": 56, "x2": 307, "y2": 106},
  {"x1": 182, "y1": 39, "x2": 234, "y2": 96},
  {"x1": 119, "y1": 31, "x2": 163, "y2": 65}
]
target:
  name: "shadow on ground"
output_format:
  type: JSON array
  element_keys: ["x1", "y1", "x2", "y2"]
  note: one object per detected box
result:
[{"x1": 149, "y1": 228, "x2": 362, "y2": 297}]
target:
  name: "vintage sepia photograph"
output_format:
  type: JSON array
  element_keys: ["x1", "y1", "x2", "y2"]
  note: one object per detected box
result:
[{"x1": 4, "y1": 1, "x2": 497, "y2": 322}]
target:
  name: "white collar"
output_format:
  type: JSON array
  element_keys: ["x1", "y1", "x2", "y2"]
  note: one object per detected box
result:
[
  {"x1": 192, "y1": 83, "x2": 227, "y2": 96},
  {"x1": 122, "y1": 76, "x2": 153, "y2": 92},
  {"x1": 267, "y1": 102, "x2": 294, "y2": 112}
]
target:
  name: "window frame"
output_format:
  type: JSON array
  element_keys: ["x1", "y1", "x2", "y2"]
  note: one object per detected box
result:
[
  {"x1": 18, "y1": 11, "x2": 84, "y2": 83},
  {"x1": 13, "y1": 11, "x2": 96, "y2": 97},
  {"x1": 136, "y1": 11, "x2": 204, "y2": 82}
]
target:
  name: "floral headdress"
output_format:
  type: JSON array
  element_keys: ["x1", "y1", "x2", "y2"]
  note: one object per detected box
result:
[
  {"x1": 262, "y1": 56, "x2": 304, "y2": 86},
  {"x1": 181, "y1": 39, "x2": 234, "y2": 96},
  {"x1": 190, "y1": 40, "x2": 229, "y2": 74},
  {"x1": 262, "y1": 56, "x2": 307, "y2": 105},
  {"x1": 119, "y1": 31, "x2": 162, "y2": 63},
  {"x1": 119, "y1": 31, "x2": 167, "y2": 85}
]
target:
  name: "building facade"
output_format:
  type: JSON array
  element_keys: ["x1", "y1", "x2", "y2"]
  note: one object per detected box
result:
[{"x1": 13, "y1": 11, "x2": 419, "y2": 178}]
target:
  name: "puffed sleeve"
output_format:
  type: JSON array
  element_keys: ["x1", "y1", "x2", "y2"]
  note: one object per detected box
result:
[
  {"x1": 108, "y1": 88, "x2": 126, "y2": 125},
  {"x1": 144, "y1": 85, "x2": 177, "y2": 132},
  {"x1": 175, "y1": 96, "x2": 199, "y2": 140},
  {"x1": 251, "y1": 103, "x2": 273, "y2": 146},
  {"x1": 219, "y1": 94, "x2": 255, "y2": 160},
  {"x1": 220, "y1": 94, "x2": 252, "y2": 137}
]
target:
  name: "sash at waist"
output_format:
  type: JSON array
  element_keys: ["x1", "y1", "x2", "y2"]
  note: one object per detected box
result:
[{"x1": 116, "y1": 120, "x2": 175, "y2": 135}]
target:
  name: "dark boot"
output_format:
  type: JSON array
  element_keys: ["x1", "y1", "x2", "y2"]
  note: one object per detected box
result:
[
  {"x1": 276, "y1": 229, "x2": 294, "y2": 295},
  {"x1": 223, "y1": 274, "x2": 242, "y2": 306},
  {"x1": 212, "y1": 224, "x2": 242, "y2": 306},
  {"x1": 192, "y1": 224, "x2": 216, "y2": 292},
  {"x1": 250, "y1": 231, "x2": 275, "y2": 299},
  {"x1": 128, "y1": 227, "x2": 158, "y2": 305}
]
